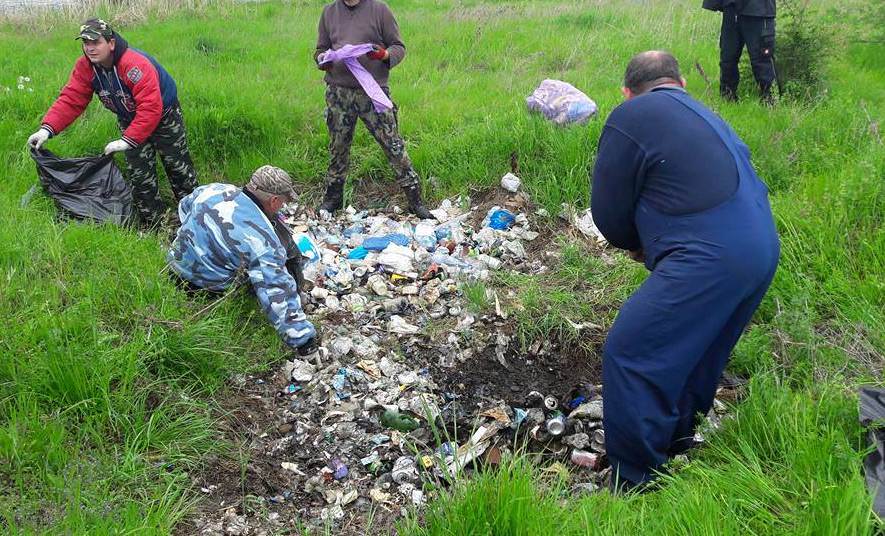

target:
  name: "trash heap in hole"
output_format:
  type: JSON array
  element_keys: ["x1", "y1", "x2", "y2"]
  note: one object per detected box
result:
[{"x1": 200, "y1": 195, "x2": 732, "y2": 531}]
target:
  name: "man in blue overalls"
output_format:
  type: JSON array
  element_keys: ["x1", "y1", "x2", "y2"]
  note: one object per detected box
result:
[{"x1": 591, "y1": 51, "x2": 780, "y2": 490}]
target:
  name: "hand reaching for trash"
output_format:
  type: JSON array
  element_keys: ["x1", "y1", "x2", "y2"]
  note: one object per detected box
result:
[
  {"x1": 103, "y1": 139, "x2": 131, "y2": 155},
  {"x1": 27, "y1": 128, "x2": 50, "y2": 150}
]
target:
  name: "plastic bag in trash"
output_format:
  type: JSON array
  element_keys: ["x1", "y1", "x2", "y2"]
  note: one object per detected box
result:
[
  {"x1": 294, "y1": 233, "x2": 321, "y2": 263},
  {"x1": 377, "y1": 243, "x2": 415, "y2": 273},
  {"x1": 572, "y1": 208, "x2": 608, "y2": 245},
  {"x1": 859, "y1": 387, "x2": 885, "y2": 517},
  {"x1": 30, "y1": 148, "x2": 134, "y2": 225},
  {"x1": 526, "y1": 79, "x2": 598, "y2": 126},
  {"x1": 482, "y1": 208, "x2": 516, "y2": 230},
  {"x1": 363, "y1": 233, "x2": 411, "y2": 251}
]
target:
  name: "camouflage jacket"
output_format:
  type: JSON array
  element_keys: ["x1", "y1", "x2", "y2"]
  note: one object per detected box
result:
[{"x1": 168, "y1": 183, "x2": 316, "y2": 349}]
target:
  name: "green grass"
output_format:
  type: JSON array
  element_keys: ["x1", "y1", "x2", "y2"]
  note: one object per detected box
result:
[
  {"x1": 0, "y1": 0, "x2": 883, "y2": 533},
  {"x1": 496, "y1": 239, "x2": 642, "y2": 350}
]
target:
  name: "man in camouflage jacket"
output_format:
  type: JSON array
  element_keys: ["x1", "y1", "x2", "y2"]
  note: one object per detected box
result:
[{"x1": 167, "y1": 166, "x2": 318, "y2": 355}]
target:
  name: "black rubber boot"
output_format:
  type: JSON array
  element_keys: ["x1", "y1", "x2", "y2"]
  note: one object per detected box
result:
[
  {"x1": 319, "y1": 182, "x2": 344, "y2": 214},
  {"x1": 720, "y1": 84, "x2": 738, "y2": 102},
  {"x1": 759, "y1": 84, "x2": 775, "y2": 106},
  {"x1": 404, "y1": 185, "x2": 434, "y2": 220}
]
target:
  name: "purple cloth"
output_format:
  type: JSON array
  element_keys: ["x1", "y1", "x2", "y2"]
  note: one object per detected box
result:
[{"x1": 319, "y1": 44, "x2": 394, "y2": 113}]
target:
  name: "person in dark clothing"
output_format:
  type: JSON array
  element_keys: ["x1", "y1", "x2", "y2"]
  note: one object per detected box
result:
[
  {"x1": 591, "y1": 51, "x2": 780, "y2": 490},
  {"x1": 703, "y1": 0, "x2": 777, "y2": 102},
  {"x1": 314, "y1": 0, "x2": 433, "y2": 219},
  {"x1": 27, "y1": 18, "x2": 198, "y2": 228}
]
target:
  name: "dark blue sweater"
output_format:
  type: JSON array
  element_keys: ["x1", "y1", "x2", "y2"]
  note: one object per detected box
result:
[{"x1": 590, "y1": 86, "x2": 739, "y2": 251}]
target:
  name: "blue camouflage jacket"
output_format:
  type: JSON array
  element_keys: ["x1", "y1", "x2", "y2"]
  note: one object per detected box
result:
[{"x1": 168, "y1": 183, "x2": 316, "y2": 349}]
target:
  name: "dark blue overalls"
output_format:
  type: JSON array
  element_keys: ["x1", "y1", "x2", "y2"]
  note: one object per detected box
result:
[{"x1": 602, "y1": 90, "x2": 780, "y2": 485}]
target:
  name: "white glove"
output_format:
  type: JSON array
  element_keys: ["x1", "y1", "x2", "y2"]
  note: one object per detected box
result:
[
  {"x1": 103, "y1": 139, "x2": 131, "y2": 155},
  {"x1": 27, "y1": 128, "x2": 50, "y2": 149}
]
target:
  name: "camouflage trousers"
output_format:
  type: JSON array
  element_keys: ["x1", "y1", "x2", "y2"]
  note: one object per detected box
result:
[
  {"x1": 120, "y1": 102, "x2": 198, "y2": 226},
  {"x1": 324, "y1": 84, "x2": 419, "y2": 190}
]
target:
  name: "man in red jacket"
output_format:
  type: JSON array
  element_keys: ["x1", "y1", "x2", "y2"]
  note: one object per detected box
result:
[{"x1": 27, "y1": 19, "x2": 198, "y2": 228}]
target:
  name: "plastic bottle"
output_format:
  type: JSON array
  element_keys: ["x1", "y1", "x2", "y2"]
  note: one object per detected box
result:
[
  {"x1": 431, "y1": 251, "x2": 474, "y2": 271},
  {"x1": 434, "y1": 224, "x2": 453, "y2": 241},
  {"x1": 380, "y1": 410, "x2": 419, "y2": 432},
  {"x1": 343, "y1": 223, "x2": 365, "y2": 239},
  {"x1": 414, "y1": 222, "x2": 438, "y2": 251}
]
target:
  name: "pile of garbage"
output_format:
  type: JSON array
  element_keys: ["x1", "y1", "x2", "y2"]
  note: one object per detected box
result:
[
  {"x1": 285, "y1": 195, "x2": 539, "y2": 292},
  {"x1": 193, "y1": 191, "x2": 733, "y2": 534},
  {"x1": 264, "y1": 196, "x2": 555, "y2": 521}
]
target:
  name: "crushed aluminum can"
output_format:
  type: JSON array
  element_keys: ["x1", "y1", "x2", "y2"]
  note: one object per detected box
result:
[
  {"x1": 391, "y1": 456, "x2": 418, "y2": 484},
  {"x1": 526, "y1": 391, "x2": 544, "y2": 407},
  {"x1": 570, "y1": 449, "x2": 598, "y2": 469},
  {"x1": 545, "y1": 413, "x2": 566, "y2": 436}
]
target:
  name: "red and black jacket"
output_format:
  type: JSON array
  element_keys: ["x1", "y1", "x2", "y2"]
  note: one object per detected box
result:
[{"x1": 41, "y1": 33, "x2": 179, "y2": 148}]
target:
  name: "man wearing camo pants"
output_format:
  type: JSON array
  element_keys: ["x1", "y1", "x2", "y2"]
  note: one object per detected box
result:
[
  {"x1": 28, "y1": 18, "x2": 198, "y2": 228},
  {"x1": 314, "y1": 0, "x2": 433, "y2": 219}
]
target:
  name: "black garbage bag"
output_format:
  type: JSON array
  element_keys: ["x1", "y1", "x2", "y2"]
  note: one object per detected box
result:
[
  {"x1": 859, "y1": 387, "x2": 885, "y2": 517},
  {"x1": 31, "y1": 148, "x2": 134, "y2": 225}
]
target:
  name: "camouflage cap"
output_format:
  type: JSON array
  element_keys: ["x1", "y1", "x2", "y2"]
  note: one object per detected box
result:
[
  {"x1": 247, "y1": 165, "x2": 297, "y2": 202},
  {"x1": 76, "y1": 18, "x2": 114, "y2": 41}
]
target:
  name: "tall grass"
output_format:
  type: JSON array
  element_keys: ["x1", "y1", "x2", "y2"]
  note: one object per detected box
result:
[
  {"x1": 0, "y1": 0, "x2": 882, "y2": 532},
  {"x1": 0, "y1": 0, "x2": 222, "y2": 28}
]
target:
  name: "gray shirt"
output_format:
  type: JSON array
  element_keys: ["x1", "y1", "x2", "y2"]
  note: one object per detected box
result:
[{"x1": 315, "y1": 0, "x2": 406, "y2": 90}]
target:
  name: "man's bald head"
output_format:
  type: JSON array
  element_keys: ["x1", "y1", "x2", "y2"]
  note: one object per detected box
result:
[{"x1": 623, "y1": 51, "x2": 683, "y2": 96}]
